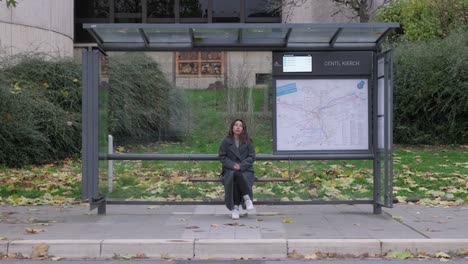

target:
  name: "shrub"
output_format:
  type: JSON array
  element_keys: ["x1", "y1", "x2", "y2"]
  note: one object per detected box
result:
[
  {"x1": 0, "y1": 52, "x2": 186, "y2": 166},
  {"x1": 393, "y1": 29, "x2": 468, "y2": 144},
  {"x1": 377, "y1": 0, "x2": 468, "y2": 41},
  {"x1": 108, "y1": 53, "x2": 189, "y2": 145},
  {"x1": 0, "y1": 56, "x2": 82, "y2": 167}
]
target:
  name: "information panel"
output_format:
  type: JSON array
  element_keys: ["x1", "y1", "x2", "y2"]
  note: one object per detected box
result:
[
  {"x1": 275, "y1": 79, "x2": 369, "y2": 152},
  {"x1": 283, "y1": 55, "x2": 312, "y2": 72}
]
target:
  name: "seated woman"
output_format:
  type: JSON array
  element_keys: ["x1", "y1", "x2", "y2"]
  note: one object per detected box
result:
[{"x1": 218, "y1": 119, "x2": 256, "y2": 220}]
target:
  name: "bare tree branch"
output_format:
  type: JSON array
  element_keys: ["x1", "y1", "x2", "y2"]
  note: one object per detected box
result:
[{"x1": 260, "y1": 0, "x2": 394, "y2": 23}]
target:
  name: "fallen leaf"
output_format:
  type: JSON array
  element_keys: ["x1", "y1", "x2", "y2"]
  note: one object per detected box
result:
[
  {"x1": 283, "y1": 218, "x2": 295, "y2": 224},
  {"x1": 185, "y1": 226, "x2": 199, "y2": 229},
  {"x1": 31, "y1": 243, "x2": 49, "y2": 259},
  {"x1": 25, "y1": 228, "x2": 46, "y2": 234},
  {"x1": 386, "y1": 250, "x2": 413, "y2": 259},
  {"x1": 288, "y1": 250, "x2": 304, "y2": 259},
  {"x1": 435, "y1": 252, "x2": 451, "y2": 259},
  {"x1": 147, "y1": 205, "x2": 159, "y2": 209},
  {"x1": 304, "y1": 253, "x2": 319, "y2": 260},
  {"x1": 50, "y1": 256, "x2": 63, "y2": 261},
  {"x1": 120, "y1": 254, "x2": 135, "y2": 260}
]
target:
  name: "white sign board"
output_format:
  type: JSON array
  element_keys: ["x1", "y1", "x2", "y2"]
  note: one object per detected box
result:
[
  {"x1": 275, "y1": 79, "x2": 369, "y2": 152},
  {"x1": 283, "y1": 55, "x2": 312, "y2": 72}
]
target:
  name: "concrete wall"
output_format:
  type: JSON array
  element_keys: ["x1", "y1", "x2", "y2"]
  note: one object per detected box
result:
[
  {"x1": 0, "y1": 0, "x2": 74, "y2": 57},
  {"x1": 226, "y1": 51, "x2": 272, "y2": 88}
]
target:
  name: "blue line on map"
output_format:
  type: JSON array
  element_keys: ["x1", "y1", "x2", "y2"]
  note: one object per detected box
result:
[{"x1": 277, "y1": 83, "x2": 297, "y2": 96}]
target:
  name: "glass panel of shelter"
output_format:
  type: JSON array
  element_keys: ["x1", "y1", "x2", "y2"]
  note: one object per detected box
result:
[{"x1": 94, "y1": 28, "x2": 144, "y2": 43}]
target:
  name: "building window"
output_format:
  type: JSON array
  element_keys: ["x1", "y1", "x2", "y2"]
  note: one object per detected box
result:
[
  {"x1": 212, "y1": 0, "x2": 240, "y2": 23},
  {"x1": 180, "y1": 0, "x2": 209, "y2": 23},
  {"x1": 256, "y1": 73, "x2": 271, "y2": 85},
  {"x1": 74, "y1": 0, "x2": 282, "y2": 43},
  {"x1": 115, "y1": 0, "x2": 141, "y2": 13},
  {"x1": 76, "y1": 0, "x2": 110, "y2": 18},
  {"x1": 246, "y1": 0, "x2": 281, "y2": 23},
  {"x1": 176, "y1": 52, "x2": 224, "y2": 77}
]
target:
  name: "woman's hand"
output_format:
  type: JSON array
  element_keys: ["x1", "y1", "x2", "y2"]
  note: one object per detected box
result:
[{"x1": 233, "y1": 163, "x2": 241, "y2": 171}]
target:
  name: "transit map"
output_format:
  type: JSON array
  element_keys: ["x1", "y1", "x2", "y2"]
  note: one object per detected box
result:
[{"x1": 275, "y1": 79, "x2": 369, "y2": 152}]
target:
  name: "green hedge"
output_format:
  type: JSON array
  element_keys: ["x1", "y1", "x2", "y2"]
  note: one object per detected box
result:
[
  {"x1": 0, "y1": 57, "x2": 82, "y2": 167},
  {"x1": 108, "y1": 53, "x2": 188, "y2": 145},
  {"x1": 0, "y1": 53, "x2": 186, "y2": 167},
  {"x1": 393, "y1": 29, "x2": 468, "y2": 144}
]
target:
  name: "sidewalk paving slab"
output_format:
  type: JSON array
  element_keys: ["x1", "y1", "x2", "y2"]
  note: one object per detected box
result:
[
  {"x1": 8, "y1": 240, "x2": 101, "y2": 259},
  {"x1": 101, "y1": 239, "x2": 194, "y2": 259},
  {"x1": 195, "y1": 239, "x2": 287, "y2": 259},
  {"x1": 1, "y1": 204, "x2": 467, "y2": 259},
  {"x1": 380, "y1": 238, "x2": 468, "y2": 254},
  {"x1": 288, "y1": 239, "x2": 381, "y2": 257}
]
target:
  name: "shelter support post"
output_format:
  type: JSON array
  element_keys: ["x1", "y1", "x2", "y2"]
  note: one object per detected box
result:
[{"x1": 82, "y1": 48, "x2": 106, "y2": 214}]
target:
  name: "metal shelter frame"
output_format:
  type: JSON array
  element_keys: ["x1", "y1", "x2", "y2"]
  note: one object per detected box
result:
[{"x1": 82, "y1": 22, "x2": 399, "y2": 215}]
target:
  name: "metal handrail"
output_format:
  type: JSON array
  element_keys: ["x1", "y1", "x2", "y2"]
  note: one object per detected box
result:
[{"x1": 105, "y1": 153, "x2": 374, "y2": 161}]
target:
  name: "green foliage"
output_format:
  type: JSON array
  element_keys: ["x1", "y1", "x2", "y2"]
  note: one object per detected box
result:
[
  {"x1": 0, "y1": 56, "x2": 82, "y2": 167},
  {"x1": 393, "y1": 29, "x2": 468, "y2": 144},
  {"x1": 377, "y1": 0, "x2": 468, "y2": 41},
  {"x1": 0, "y1": 52, "x2": 182, "y2": 167},
  {"x1": 1, "y1": 0, "x2": 17, "y2": 8},
  {"x1": 108, "y1": 53, "x2": 189, "y2": 145}
]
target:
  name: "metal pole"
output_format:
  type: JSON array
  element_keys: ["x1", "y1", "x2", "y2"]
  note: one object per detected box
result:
[{"x1": 108, "y1": 135, "x2": 113, "y2": 193}]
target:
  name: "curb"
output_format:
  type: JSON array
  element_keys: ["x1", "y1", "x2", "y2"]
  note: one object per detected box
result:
[{"x1": 2, "y1": 239, "x2": 468, "y2": 259}]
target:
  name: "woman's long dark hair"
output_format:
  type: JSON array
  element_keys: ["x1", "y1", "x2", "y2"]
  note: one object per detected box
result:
[{"x1": 227, "y1": 119, "x2": 251, "y2": 144}]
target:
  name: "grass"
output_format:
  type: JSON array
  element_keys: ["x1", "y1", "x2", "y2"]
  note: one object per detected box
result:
[{"x1": 0, "y1": 89, "x2": 466, "y2": 205}]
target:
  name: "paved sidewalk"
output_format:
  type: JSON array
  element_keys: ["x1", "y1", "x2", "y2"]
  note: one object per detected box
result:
[{"x1": 0, "y1": 204, "x2": 467, "y2": 259}]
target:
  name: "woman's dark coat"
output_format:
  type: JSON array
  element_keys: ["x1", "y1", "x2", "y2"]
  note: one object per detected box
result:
[{"x1": 218, "y1": 137, "x2": 256, "y2": 210}]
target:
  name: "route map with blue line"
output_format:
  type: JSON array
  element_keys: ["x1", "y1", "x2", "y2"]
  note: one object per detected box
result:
[{"x1": 275, "y1": 79, "x2": 369, "y2": 151}]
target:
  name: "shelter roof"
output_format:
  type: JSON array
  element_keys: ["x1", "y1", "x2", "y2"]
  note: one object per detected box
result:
[{"x1": 84, "y1": 23, "x2": 400, "y2": 51}]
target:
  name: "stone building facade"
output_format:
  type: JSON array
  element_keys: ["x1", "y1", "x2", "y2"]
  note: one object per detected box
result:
[{"x1": 0, "y1": 0, "x2": 74, "y2": 57}]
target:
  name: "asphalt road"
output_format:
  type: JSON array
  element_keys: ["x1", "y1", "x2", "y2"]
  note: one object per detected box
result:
[{"x1": 1, "y1": 259, "x2": 467, "y2": 264}]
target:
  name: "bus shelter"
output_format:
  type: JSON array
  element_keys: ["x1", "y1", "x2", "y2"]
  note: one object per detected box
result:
[{"x1": 82, "y1": 23, "x2": 399, "y2": 214}]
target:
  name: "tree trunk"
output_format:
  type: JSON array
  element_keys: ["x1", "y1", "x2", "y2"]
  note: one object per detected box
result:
[{"x1": 359, "y1": 0, "x2": 370, "y2": 22}]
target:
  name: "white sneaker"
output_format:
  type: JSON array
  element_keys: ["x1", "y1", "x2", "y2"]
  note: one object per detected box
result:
[
  {"x1": 231, "y1": 209, "x2": 240, "y2": 220},
  {"x1": 245, "y1": 199, "x2": 254, "y2": 211}
]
